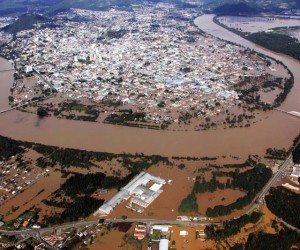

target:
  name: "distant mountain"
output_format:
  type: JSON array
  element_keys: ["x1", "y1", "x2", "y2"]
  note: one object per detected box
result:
[
  {"x1": 2, "y1": 13, "x2": 52, "y2": 34},
  {"x1": 202, "y1": 0, "x2": 300, "y2": 13},
  {"x1": 0, "y1": 0, "x2": 299, "y2": 16},
  {"x1": 0, "y1": 0, "x2": 199, "y2": 16},
  {"x1": 214, "y1": 2, "x2": 258, "y2": 15},
  {"x1": 0, "y1": 0, "x2": 61, "y2": 15}
]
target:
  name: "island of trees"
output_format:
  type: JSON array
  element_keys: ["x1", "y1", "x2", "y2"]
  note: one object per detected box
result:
[{"x1": 178, "y1": 161, "x2": 272, "y2": 217}]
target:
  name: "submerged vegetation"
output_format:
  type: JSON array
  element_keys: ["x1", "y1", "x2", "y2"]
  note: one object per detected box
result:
[
  {"x1": 205, "y1": 212, "x2": 262, "y2": 240},
  {"x1": 266, "y1": 187, "x2": 300, "y2": 228},
  {"x1": 213, "y1": 16, "x2": 295, "y2": 109},
  {"x1": 246, "y1": 32, "x2": 300, "y2": 61},
  {"x1": 231, "y1": 228, "x2": 300, "y2": 250},
  {"x1": 178, "y1": 161, "x2": 272, "y2": 216},
  {"x1": 178, "y1": 193, "x2": 199, "y2": 213}
]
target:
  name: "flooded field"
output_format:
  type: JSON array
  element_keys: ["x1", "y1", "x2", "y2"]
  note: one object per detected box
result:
[
  {"x1": 194, "y1": 15, "x2": 300, "y2": 111},
  {"x1": 0, "y1": 30, "x2": 300, "y2": 159},
  {"x1": 197, "y1": 189, "x2": 246, "y2": 215},
  {"x1": 0, "y1": 169, "x2": 63, "y2": 221},
  {"x1": 0, "y1": 42, "x2": 300, "y2": 159},
  {"x1": 0, "y1": 15, "x2": 298, "y2": 159},
  {"x1": 219, "y1": 16, "x2": 300, "y2": 34},
  {"x1": 89, "y1": 225, "x2": 137, "y2": 250},
  {"x1": 170, "y1": 225, "x2": 210, "y2": 250},
  {"x1": 90, "y1": 164, "x2": 196, "y2": 221},
  {"x1": 0, "y1": 14, "x2": 300, "y2": 225}
]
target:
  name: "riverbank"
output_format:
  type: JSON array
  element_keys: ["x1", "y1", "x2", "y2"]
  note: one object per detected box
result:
[{"x1": 0, "y1": 15, "x2": 299, "y2": 159}]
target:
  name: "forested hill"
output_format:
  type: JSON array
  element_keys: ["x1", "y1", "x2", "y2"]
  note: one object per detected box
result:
[
  {"x1": 0, "y1": 0, "x2": 299, "y2": 16},
  {"x1": 2, "y1": 13, "x2": 50, "y2": 34},
  {"x1": 202, "y1": 0, "x2": 300, "y2": 13},
  {"x1": 0, "y1": 0, "x2": 198, "y2": 16}
]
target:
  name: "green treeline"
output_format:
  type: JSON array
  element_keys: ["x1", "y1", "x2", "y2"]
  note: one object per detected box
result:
[
  {"x1": 43, "y1": 196, "x2": 103, "y2": 225},
  {"x1": 206, "y1": 164, "x2": 272, "y2": 217},
  {"x1": 60, "y1": 172, "x2": 136, "y2": 197},
  {"x1": 178, "y1": 163, "x2": 272, "y2": 216},
  {"x1": 178, "y1": 193, "x2": 198, "y2": 213},
  {"x1": 247, "y1": 32, "x2": 300, "y2": 61},
  {"x1": 43, "y1": 171, "x2": 140, "y2": 226},
  {"x1": 105, "y1": 112, "x2": 146, "y2": 124},
  {"x1": 273, "y1": 76, "x2": 294, "y2": 107},
  {"x1": 265, "y1": 148, "x2": 288, "y2": 160},
  {"x1": 0, "y1": 135, "x2": 25, "y2": 160},
  {"x1": 223, "y1": 157, "x2": 256, "y2": 168},
  {"x1": 0, "y1": 135, "x2": 169, "y2": 173},
  {"x1": 205, "y1": 212, "x2": 262, "y2": 240},
  {"x1": 60, "y1": 172, "x2": 108, "y2": 196},
  {"x1": 213, "y1": 16, "x2": 295, "y2": 108},
  {"x1": 2, "y1": 137, "x2": 169, "y2": 173},
  {"x1": 231, "y1": 229, "x2": 300, "y2": 250},
  {"x1": 171, "y1": 156, "x2": 218, "y2": 161},
  {"x1": 3, "y1": 14, "x2": 46, "y2": 33},
  {"x1": 266, "y1": 187, "x2": 300, "y2": 228},
  {"x1": 43, "y1": 172, "x2": 127, "y2": 225},
  {"x1": 33, "y1": 143, "x2": 169, "y2": 171},
  {"x1": 193, "y1": 175, "x2": 225, "y2": 193}
]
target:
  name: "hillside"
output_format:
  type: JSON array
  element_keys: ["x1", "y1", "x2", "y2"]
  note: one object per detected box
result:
[
  {"x1": 202, "y1": 0, "x2": 300, "y2": 13},
  {"x1": 2, "y1": 13, "x2": 50, "y2": 34},
  {"x1": 0, "y1": 0, "x2": 299, "y2": 16},
  {"x1": 0, "y1": 0, "x2": 197, "y2": 16}
]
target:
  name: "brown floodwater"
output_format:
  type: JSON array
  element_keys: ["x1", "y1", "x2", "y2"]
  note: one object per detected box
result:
[
  {"x1": 0, "y1": 169, "x2": 63, "y2": 221},
  {"x1": 0, "y1": 15, "x2": 299, "y2": 158},
  {"x1": 197, "y1": 189, "x2": 246, "y2": 215},
  {"x1": 0, "y1": 58, "x2": 13, "y2": 110},
  {"x1": 219, "y1": 16, "x2": 300, "y2": 33}
]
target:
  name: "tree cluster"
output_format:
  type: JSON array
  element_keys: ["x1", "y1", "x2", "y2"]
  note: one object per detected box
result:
[
  {"x1": 206, "y1": 164, "x2": 272, "y2": 217},
  {"x1": 234, "y1": 229, "x2": 300, "y2": 250},
  {"x1": 43, "y1": 196, "x2": 103, "y2": 225},
  {"x1": 178, "y1": 193, "x2": 198, "y2": 213},
  {"x1": 0, "y1": 135, "x2": 25, "y2": 160},
  {"x1": 266, "y1": 187, "x2": 300, "y2": 228},
  {"x1": 205, "y1": 212, "x2": 262, "y2": 241}
]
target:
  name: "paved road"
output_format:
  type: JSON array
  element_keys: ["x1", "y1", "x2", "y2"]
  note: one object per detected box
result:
[
  {"x1": 258, "y1": 154, "x2": 292, "y2": 201},
  {"x1": 1, "y1": 14, "x2": 300, "y2": 247},
  {"x1": 0, "y1": 218, "x2": 219, "y2": 236},
  {"x1": 0, "y1": 67, "x2": 55, "y2": 114},
  {"x1": 0, "y1": 217, "x2": 219, "y2": 249},
  {"x1": 0, "y1": 99, "x2": 40, "y2": 113},
  {"x1": 277, "y1": 217, "x2": 300, "y2": 233},
  {"x1": 0, "y1": 150, "x2": 298, "y2": 246}
]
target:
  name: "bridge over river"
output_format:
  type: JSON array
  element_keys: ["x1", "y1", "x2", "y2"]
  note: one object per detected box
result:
[{"x1": 275, "y1": 108, "x2": 300, "y2": 118}]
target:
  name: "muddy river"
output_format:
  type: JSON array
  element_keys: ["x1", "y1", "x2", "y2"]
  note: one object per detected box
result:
[{"x1": 0, "y1": 15, "x2": 299, "y2": 158}]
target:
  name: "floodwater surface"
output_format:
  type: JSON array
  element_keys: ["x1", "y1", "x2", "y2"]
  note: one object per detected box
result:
[{"x1": 0, "y1": 15, "x2": 299, "y2": 158}]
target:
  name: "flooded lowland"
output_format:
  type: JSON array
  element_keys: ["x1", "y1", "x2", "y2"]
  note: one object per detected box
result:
[
  {"x1": 0, "y1": 14, "x2": 300, "y2": 225},
  {"x1": 0, "y1": 16, "x2": 300, "y2": 158},
  {"x1": 219, "y1": 16, "x2": 300, "y2": 34}
]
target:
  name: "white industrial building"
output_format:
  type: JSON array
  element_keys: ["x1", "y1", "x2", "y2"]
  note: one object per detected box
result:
[
  {"x1": 291, "y1": 166, "x2": 300, "y2": 178},
  {"x1": 159, "y1": 239, "x2": 169, "y2": 250},
  {"x1": 94, "y1": 172, "x2": 166, "y2": 215}
]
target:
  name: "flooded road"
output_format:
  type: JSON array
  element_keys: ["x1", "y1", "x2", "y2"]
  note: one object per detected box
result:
[{"x1": 0, "y1": 15, "x2": 299, "y2": 158}]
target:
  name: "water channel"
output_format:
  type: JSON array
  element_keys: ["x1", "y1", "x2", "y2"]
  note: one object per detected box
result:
[{"x1": 0, "y1": 15, "x2": 299, "y2": 158}]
